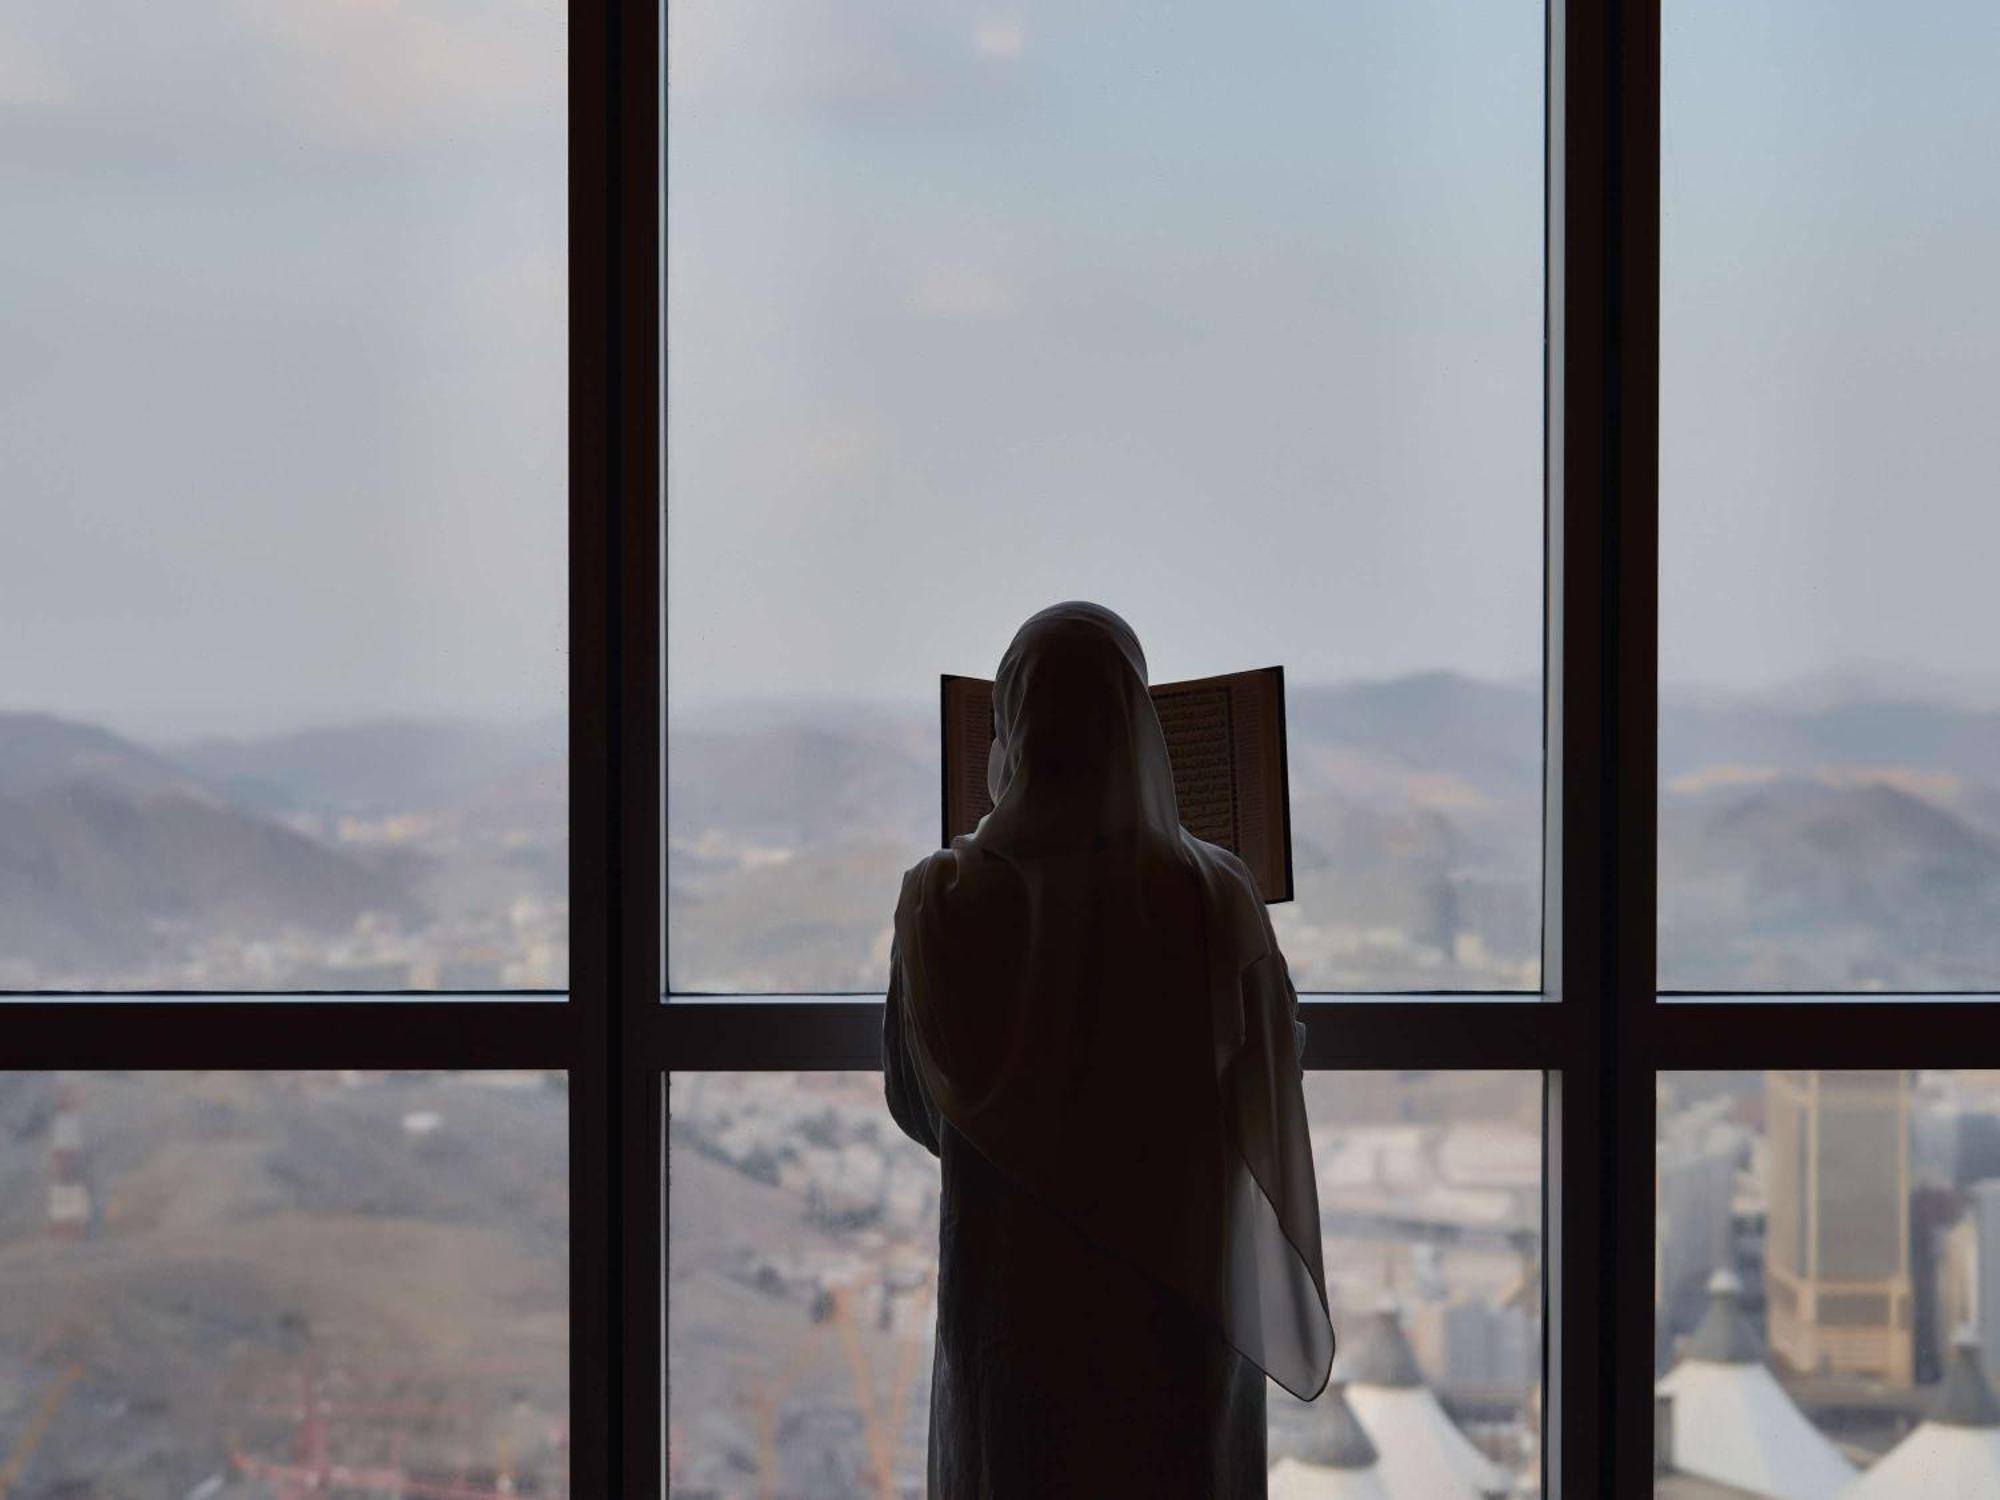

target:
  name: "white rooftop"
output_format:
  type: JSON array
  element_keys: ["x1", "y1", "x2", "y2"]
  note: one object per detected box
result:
[
  {"x1": 1334, "y1": 1307, "x2": 1512, "y2": 1500},
  {"x1": 1269, "y1": 1456, "x2": 1395, "y2": 1500},
  {"x1": 1843, "y1": 1335, "x2": 2000, "y2": 1499},
  {"x1": 1658, "y1": 1272, "x2": 1855, "y2": 1500}
]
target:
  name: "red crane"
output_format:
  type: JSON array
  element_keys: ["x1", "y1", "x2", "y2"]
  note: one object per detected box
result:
[{"x1": 230, "y1": 1353, "x2": 568, "y2": 1500}]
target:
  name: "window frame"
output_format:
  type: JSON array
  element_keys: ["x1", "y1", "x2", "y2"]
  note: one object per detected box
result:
[
  {"x1": 13, "y1": 0, "x2": 1999, "y2": 1493},
  {"x1": 0, "y1": 3, "x2": 656, "y2": 1495}
]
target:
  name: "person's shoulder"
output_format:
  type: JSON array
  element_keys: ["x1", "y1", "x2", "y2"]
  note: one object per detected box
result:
[
  {"x1": 1182, "y1": 833, "x2": 1258, "y2": 893},
  {"x1": 899, "y1": 844, "x2": 965, "y2": 894},
  {"x1": 895, "y1": 843, "x2": 1000, "y2": 914},
  {"x1": 894, "y1": 844, "x2": 1026, "y2": 953},
  {"x1": 1180, "y1": 834, "x2": 1278, "y2": 949}
]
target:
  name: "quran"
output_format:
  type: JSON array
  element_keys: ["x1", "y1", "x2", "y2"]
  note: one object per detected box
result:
[{"x1": 940, "y1": 665, "x2": 1294, "y2": 903}]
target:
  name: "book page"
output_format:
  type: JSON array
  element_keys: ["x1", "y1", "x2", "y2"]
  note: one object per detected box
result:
[{"x1": 1151, "y1": 684, "x2": 1237, "y2": 850}]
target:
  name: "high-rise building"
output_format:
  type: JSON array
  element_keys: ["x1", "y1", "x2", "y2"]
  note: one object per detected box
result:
[{"x1": 1764, "y1": 1070, "x2": 1914, "y2": 1384}]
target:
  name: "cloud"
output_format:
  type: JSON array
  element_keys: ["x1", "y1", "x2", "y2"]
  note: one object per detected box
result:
[
  {"x1": 973, "y1": 20, "x2": 1026, "y2": 62},
  {"x1": 222, "y1": 0, "x2": 562, "y2": 149},
  {"x1": 908, "y1": 263, "x2": 1018, "y2": 322},
  {"x1": 0, "y1": 27, "x2": 73, "y2": 108},
  {"x1": 669, "y1": 0, "x2": 1027, "y2": 126}
]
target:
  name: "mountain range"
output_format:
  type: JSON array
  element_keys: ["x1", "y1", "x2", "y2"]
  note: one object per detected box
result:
[
  {"x1": 9, "y1": 671, "x2": 2000, "y2": 992},
  {"x1": 0, "y1": 712, "x2": 563, "y2": 988}
]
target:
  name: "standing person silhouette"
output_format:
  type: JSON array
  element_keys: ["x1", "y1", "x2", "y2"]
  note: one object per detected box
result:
[{"x1": 884, "y1": 601, "x2": 1334, "y2": 1498}]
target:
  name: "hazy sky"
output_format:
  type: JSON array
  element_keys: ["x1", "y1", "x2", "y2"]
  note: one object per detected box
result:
[
  {"x1": 5, "y1": 2, "x2": 1998, "y2": 738},
  {"x1": 668, "y1": 0, "x2": 1546, "y2": 706},
  {"x1": 1659, "y1": 1, "x2": 2000, "y2": 702},
  {"x1": 1, "y1": 0, "x2": 566, "y2": 740}
]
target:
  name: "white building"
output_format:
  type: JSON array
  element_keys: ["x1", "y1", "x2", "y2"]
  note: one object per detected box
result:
[
  {"x1": 1334, "y1": 1306, "x2": 1512, "y2": 1500},
  {"x1": 1656, "y1": 1271, "x2": 1855, "y2": 1500},
  {"x1": 1268, "y1": 1383, "x2": 1394, "y2": 1500},
  {"x1": 1843, "y1": 1333, "x2": 2000, "y2": 1498}
]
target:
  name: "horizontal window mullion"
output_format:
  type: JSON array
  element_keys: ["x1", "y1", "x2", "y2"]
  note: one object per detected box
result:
[
  {"x1": 1650, "y1": 996, "x2": 2000, "y2": 1069},
  {"x1": 0, "y1": 997, "x2": 581, "y2": 1069},
  {"x1": 650, "y1": 995, "x2": 1572, "y2": 1073},
  {"x1": 1301, "y1": 998, "x2": 1570, "y2": 1070},
  {"x1": 655, "y1": 999, "x2": 880, "y2": 1071}
]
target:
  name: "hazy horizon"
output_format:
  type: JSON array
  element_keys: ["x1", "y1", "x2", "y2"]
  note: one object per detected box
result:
[{"x1": 23, "y1": 656, "x2": 2000, "y2": 749}]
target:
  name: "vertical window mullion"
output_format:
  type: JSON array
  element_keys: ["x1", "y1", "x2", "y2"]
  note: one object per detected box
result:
[
  {"x1": 616, "y1": 0, "x2": 665, "y2": 1490},
  {"x1": 568, "y1": 0, "x2": 662, "y2": 1490},
  {"x1": 567, "y1": 0, "x2": 613, "y2": 1486},
  {"x1": 1547, "y1": 0, "x2": 1660, "y2": 1494}
]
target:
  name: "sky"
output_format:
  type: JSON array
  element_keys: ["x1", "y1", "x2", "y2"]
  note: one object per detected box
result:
[
  {"x1": 666, "y1": 0, "x2": 1998, "y2": 709},
  {"x1": 3, "y1": 2, "x2": 1999, "y2": 738},
  {"x1": 0, "y1": 0, "x2": 567, "y2": 740}
]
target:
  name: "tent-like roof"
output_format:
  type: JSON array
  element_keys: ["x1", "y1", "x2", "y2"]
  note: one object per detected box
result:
[
  {"x1": 1336, "y1": 1307, "x2": 1512, "y2": 1500},
  {"x1": 1508, "y1": 1385, "x2": 1540, "y2": 1498},
  {"x1": 1843, "y1": 1335, "x2": 2000, "y2": 1499},
  {"x1": 1300, "y1": 1381, "x2": 1383, "y2": 1470},
  {"x1": 1270, "y1": 1386, "x2": 1394, "y2": 1500},
  {"x1": 1270, "y1": 1456, "x2": 1395, "y2": 1500},
  {"x1": 1683, "y1": 1268, "x2": 1764, "y2": 1365},
  {"x1": 1331, "y1": 1309, "x2": 1426, "y2": 1390},
  {"x1": 1657, "y1": 1272, "x2": 1855, "y2": 1500}
]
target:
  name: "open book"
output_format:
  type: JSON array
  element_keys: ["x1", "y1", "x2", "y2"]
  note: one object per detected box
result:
[{"x1": 940, "y1": 666, "x2": 1294, "y2": 903}]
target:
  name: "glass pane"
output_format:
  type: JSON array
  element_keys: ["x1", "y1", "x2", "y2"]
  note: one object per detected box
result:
[
  {"x1": 0, "y1": 1070, "x2": 569, "y2": 1493},
  {"x1": 668, "y1": 1070, "x2": 1543, "y2": 1495},
  {"x1": 1, "y1": 3, "x2": 568, "y2": 991},
  {"x1": 666, "y1": 2, "x2": 1545, "y2": 994},
  {"x1": 1660, "y1": 4, "x2": 2000, "y2": 991},
  {"x1": 1655, "y1": 1070, "x2": 2000, "y2": 1496}
]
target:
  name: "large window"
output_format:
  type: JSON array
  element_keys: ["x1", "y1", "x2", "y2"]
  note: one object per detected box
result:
[
  {"x1": 665, "y1": 0, "x2": 1546, "y2": 996},
  {"x1": 1, "y1": 0, "x2": 568, "y2": 994},
  {"x1": 3, "y1": 0, "x2": 604, "y2": 1492},
  {"x1": 0, "y1": 1071, "x2": 568, "y2": 1494},
  {"x1": 1642, "y1": 0, "x2": 2000, "y2": 1492},
  {"x1": 1653, "y1": 1071, "x2": 2000, "y2": 1497},
  {"x1": 1660, "y1": 1, "x2": 2000, "y2": 993},
  {"x1": 13, "y1": 0, "x2": 1998, "y2": 1493}
]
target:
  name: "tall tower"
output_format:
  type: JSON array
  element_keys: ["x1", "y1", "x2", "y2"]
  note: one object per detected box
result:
[{"x1": 1764, "y1": 1070, "x2": 1914, "y2": 1384}]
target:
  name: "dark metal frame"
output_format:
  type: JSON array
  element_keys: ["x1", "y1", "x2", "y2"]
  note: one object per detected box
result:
[
  {"x1": 9, "y1": 0, "x2": 1992, "y2": 1493},
  {"x1": 0, "y1": 3, "x2": 661, "y2": 1496}
]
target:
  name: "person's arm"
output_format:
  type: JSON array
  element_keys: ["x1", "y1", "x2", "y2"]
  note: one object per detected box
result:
[
  {"x1": 1255, "y1": 891, "x2": 1309, "y2": 1074},
  {"x1": 882, "y1": 939, "x2": 942, "y2": 1157},
  {"x1": 1287, "y1": 963, "x2": 1308, "y2": 1074}
]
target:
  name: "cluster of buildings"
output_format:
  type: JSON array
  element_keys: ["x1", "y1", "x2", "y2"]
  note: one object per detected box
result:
[
  {"x1": 1310, "y1": 1115, "x2": 1542, "y2": 1415},
  {"x1": 672, "y1": 1074, "x2": 1546, "y2": 1495},
  {"x1": 1653, "y1": 1070, "x2": 2000, "y2": 1496},
  {"x1": 71, "y1": 895, "x2": 571, "y2": 991}
]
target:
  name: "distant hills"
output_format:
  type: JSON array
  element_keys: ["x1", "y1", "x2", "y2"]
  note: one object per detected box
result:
[
  {"x1": 9, "y1": 674, "x2": 2000, "y2": 992},
  {"x1": 176, "y1": 715, "x2": 565, "y2": 820},
  {"x1": 0, "y1": 712, "x2": 563, "y2": 988},
  {"x1": 670, "y1": 674, "x2": 2000, "y2": 993},
  {"x1": 0, "y1": 712, "x2": 209, "y2": 802},
  {"x1": 0, "y1": 714, "x2": 418, "y2": 982}
]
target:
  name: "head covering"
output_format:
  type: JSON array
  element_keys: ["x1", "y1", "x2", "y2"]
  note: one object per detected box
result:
[{"x1": 894, "y1": 601, "x2": 1334, "y2": 1398}]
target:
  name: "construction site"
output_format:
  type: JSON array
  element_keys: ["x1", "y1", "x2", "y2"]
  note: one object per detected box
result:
[{"x1": 0, "y1": 1070, "x2": 570, "y2": 1498}]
